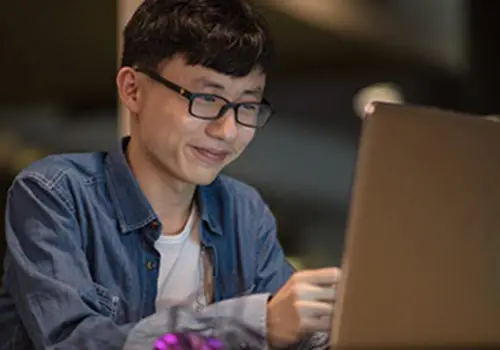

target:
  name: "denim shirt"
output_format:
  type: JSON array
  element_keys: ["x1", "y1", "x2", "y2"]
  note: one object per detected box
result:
[{"x1": 0, "y1": 138, "x2": 308, "y2": 350}]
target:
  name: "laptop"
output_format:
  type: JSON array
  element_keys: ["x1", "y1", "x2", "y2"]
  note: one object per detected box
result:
[{"x1": 331, "y1": 102, "x2": 500, "y2": 348}]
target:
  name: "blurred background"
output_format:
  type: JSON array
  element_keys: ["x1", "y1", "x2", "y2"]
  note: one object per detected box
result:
[{"x1": 1, "y1": 0, "x2": 500, "y2": 271}]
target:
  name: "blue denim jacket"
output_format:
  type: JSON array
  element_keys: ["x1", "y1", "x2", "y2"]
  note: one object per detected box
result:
[{"x1": 0, "y1": 138, "x2": 309, "y2": 350}]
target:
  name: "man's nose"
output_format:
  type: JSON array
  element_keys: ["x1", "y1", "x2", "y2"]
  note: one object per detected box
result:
[{"x1": 206, "y1": 108, "x2": 238, "y2": 141}]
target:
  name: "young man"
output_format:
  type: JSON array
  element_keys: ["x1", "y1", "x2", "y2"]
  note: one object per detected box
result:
[{"x1": 0, "y1": 0, "x2": 340, "y2": 348}]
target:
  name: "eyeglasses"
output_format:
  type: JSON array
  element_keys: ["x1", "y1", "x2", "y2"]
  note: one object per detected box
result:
[{"x1": 135, "y1": 67, "x2": 274, "y2": 128}]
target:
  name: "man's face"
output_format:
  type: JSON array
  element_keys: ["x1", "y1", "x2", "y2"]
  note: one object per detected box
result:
[{"x1": 121, "y1": 56, "x2": 266, "y2": 185}]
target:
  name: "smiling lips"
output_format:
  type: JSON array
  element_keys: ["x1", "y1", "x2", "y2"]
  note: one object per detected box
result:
[{"x1": 191, "y1": 146, "x2": 230, "y2": 166}]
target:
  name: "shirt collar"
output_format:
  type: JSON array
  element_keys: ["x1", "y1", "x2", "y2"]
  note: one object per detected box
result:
[{"x1": 105, "y1": 137, "x2": 223, "y2": 235}]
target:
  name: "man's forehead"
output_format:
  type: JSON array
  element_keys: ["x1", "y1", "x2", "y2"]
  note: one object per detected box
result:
[
  {"x1": 192, "y1": 73, "x2": 265, "y2": 90},
  {"x1": 188, "y1": 68, "x2": 266, "y2": 97}
]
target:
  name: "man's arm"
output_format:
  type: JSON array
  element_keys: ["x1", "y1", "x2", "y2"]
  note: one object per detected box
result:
[{"x1": 3, "y1": 174, "x2": 136, "y2": 350}]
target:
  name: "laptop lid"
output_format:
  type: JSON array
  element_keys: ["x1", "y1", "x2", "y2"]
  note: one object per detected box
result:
[{"x1": 331, "y1": 102, "x2": 500, "y2": 348}]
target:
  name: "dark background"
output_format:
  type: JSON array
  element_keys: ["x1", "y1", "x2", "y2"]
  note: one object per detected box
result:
[{"x1": 1, "y1": 0, "x2": 500, "y2": 270}]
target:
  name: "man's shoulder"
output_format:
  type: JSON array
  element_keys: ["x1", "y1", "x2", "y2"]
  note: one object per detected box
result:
[{"x1": 13, "y1": 151, "x2": 107, "y2": 191}]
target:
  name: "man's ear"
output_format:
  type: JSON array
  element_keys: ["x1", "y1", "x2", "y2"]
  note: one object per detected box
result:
[{"x1": 117, "y1": 67, "x2": 142, "y2": 115}]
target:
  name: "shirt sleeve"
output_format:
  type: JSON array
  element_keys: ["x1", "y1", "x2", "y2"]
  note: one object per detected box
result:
[{"x1": 3, "y1": 173, "x2": 136, "y2": 350}]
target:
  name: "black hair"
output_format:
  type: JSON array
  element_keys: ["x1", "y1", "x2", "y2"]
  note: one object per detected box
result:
[{"x1": 121, "y1": 0, "x2": 273, "y2": 77}]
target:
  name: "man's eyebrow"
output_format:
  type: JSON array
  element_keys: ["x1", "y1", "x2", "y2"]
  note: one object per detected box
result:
[{"x1": 243, "y1": 87, "x2": 263, "y2": 97}]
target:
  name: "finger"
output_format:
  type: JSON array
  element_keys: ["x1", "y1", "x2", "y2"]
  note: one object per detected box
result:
[
  {"x1": 302, "y1": 315, "x2": 332, "y2": 332},
  {"x1": 300, "y1": 284, "x2": 336, "y2": 302},
  {"x1": 298, "y1": 300, "x2": 334, "y2": 318},
  {"x1": 295, "y1": 267, "x2": 342, "y2": 285}
]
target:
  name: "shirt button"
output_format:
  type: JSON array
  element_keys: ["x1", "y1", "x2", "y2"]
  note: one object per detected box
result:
[{"x1": 146, "y1": 261, "x2": 156, "y2": 270}]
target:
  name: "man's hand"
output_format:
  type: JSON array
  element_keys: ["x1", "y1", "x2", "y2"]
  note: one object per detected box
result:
[{"x1": 266, "y1": 267, "x2": 341, "y2": 347}]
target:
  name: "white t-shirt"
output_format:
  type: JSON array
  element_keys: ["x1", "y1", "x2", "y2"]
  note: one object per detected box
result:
[{"x1": 153, "y1": 206, "x2": 206, "y2": 311}]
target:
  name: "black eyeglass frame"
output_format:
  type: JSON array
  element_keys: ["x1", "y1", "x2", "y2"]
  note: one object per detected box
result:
[{"x1": 135, "y1": 67, "x2": 274, "y2": 128}]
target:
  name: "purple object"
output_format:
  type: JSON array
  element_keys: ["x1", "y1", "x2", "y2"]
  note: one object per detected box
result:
[
  {"x1": 163, "y1": 334, "x2": 178, "y2": 344},
  {"x1": 153, "y1": 332, "x2": 226, "y2": 350}
]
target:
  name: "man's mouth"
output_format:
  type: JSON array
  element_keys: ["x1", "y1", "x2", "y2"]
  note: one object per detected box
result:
[{"x1": 191, "y1": 146, "x2": 230, "y2": 166}]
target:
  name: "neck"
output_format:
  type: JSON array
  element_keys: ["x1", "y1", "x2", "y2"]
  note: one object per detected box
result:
[{"x1": 127, "y1": 137, "x2": 196, "y2": 235}]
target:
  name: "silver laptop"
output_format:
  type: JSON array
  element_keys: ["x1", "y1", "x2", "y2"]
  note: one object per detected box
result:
[{"x1": 331, "y1": 102, "x2": 500, "y2": 348}]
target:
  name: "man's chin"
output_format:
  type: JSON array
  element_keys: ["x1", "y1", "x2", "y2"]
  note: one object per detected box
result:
[{"x1": 184, "y1": 168, "x2": 221, "y2": 186}]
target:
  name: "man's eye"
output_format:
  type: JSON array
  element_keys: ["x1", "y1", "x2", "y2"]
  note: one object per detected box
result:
[
  {"x1": 242, "y1": 104, "x2": 257, "y2": 111},
  {"x1": 201, "y1": 95, "x2": 217, "y2": 102}
]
